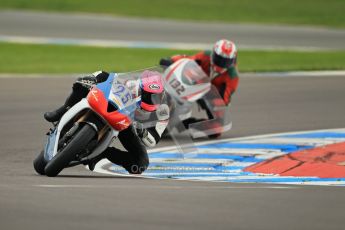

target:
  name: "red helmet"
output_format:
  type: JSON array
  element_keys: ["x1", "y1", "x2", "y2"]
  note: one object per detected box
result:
[{"x1": 211, "y1": 39, "x2": 237, "y2": 77}]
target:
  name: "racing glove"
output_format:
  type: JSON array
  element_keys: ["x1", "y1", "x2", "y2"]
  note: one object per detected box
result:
[{"x1": 136, "y1": 104, "x2": 170, "y2": 148}]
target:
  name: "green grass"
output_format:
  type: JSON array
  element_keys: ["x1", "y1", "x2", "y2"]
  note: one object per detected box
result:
[
  {"x1": 1, "y1": 42, "x2": 345, "y2": 74},
  {"x1": 0, "y1": 0, "x2": 345, "y2": 28}
]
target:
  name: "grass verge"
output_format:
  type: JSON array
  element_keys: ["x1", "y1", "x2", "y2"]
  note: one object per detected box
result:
[
  {"x1": 0, "y1": 0, "x2": 345, "y2": 28},
  {"x1": 1, "y1": 42, "x2": 345, "y2": 73}
]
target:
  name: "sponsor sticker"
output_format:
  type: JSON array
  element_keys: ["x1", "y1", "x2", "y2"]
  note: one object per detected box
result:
[{"x1": 149, "y1": 84, "x2": 160, "y2": 90}]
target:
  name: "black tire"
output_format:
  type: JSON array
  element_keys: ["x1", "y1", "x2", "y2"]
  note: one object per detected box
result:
[
  {"x1": 33, "y1": 150, "x2": 47, "y2": 175},
  {"x1": 44, "y1": 124, "x2": 97, "y2": 177}
]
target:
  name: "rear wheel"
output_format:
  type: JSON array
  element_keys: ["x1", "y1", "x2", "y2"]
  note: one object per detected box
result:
[
  {"x1": 44, "y1": 124, "x2": 97, "y2": 177},
  {"x1": 33, "y1": 150, "x2": 47, "y2": 175}
]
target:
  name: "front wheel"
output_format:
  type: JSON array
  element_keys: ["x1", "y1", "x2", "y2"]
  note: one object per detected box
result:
[
  {"x1": 44, "y1": 123, "x2": 97, "y2": 177},
  {"x1": 33, "y1": 150, "x2": 47, "y2": 175}
]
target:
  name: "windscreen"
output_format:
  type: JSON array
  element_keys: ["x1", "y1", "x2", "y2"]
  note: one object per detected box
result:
[{"x1": 110, "y1": 67, "x2": 166, "y2": 129}]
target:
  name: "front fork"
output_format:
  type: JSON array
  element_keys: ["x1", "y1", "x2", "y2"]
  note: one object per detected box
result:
[{"x1": 70, "y1": 111, "x2": 110, "y2": 165}]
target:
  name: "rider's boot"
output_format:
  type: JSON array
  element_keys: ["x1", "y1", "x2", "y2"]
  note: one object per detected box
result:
[
  {"x1": 182, "y1": 117, "x2": 206, "y2": 129},
  {"x1": 88, "y1": 157, "x2": 101, "y2": 171},
  {"x1": 88, "y1": 150, "x2": 110, "y2": 171},
  {"x1": 183, "y1": 117, "x2": 222, "y2": 139},
  {"x1": 88, "y1": 147, "x2": 128, "y2": 171},
  {"x1": 44, "y1": 105, "x2": 69, "y2": 122},
  {"x1": 44, "y1": 82, "x2": 87, "y2": 122}
]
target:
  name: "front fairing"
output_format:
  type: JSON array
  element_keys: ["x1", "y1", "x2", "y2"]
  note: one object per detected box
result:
[
  {"x1": 163, "y1": 59, "x2": 211, "y2": 103},
  {"x1": 163, "y1": 59, "x2": 232, "y2": 139},
  {"x1": 89, "y1": 67, "x2": 166, "y2": 131}
]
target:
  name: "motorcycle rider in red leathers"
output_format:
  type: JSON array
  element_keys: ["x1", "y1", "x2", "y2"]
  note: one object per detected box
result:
[{"x1": 160, "y1": 39, "x2": 239, "y2": 138}]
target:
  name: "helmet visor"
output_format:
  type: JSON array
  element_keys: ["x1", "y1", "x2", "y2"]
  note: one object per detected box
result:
[
  {"x1": 141, "y1": 91, "x2": 164, "y2": 105},
  {"x1": 212, "y1": 52, "x2": 235, "y2": 68}
]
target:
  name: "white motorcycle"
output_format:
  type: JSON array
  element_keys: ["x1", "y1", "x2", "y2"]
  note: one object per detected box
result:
[{"x1": 163, "y1": 58, "x2": 232, "y2": 139}]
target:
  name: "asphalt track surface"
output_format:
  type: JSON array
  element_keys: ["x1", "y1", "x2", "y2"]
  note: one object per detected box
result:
[
  {"x1": 1, "y1": 75, "x2": 345, "y2": 230},
  {"x1": 1, "y1": 10, "x2": 345, "y2": 50}
]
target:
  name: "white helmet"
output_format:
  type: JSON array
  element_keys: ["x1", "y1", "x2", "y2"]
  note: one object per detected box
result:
[{"x1": 211, "y1": 39, "x2": 237, "y2": 77}]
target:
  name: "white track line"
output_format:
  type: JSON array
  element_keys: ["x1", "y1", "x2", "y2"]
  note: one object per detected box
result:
[
  {"x1": 242, "y1": 71, "x2": 345, "y2": 78},
  {"x1": 0, "y1": 35, "x2": 337, "y2": 51},
  {"x1": 147, "y1": 128, "x2": 345, "y2": 153}
]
